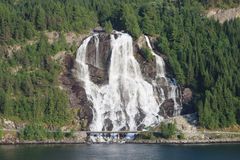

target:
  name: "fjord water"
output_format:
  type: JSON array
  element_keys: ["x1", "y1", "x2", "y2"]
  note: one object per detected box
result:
[{"x1": 0, "y1": 144, "x2": 240, "y2": 160}]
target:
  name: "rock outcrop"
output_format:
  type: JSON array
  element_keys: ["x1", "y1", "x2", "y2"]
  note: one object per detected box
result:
[
  {"x1": 86, "y1": 33, "x2": 111, "y2": 84},
  {"x1": 135, "y1": 35, "x2": 182, "y2": 117},
  {"x1": 182, "y1": 88, "x2": 192, "y2": 104},
  {"x1": 60, "y1": 32, "x2": 185, "y2": 129},
  {"x1": 59, "y1": 33, "x2": 113, "y2": 129},
  {"x1": 134, "y1": 41, "x2": 157, "y2": 81},
  {"x1": 207, "y1": 6, "x2": 240, "y2": 23},
  {"x1": 60, "y1": 54, "x2": 93, "y2": 129}
]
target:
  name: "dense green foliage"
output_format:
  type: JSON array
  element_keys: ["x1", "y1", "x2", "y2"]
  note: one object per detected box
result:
[
  {"x1": 0, "y1": 34, "x2": 72, "y2": 126},
  {"x1": 53, "y1": 129, "x2": 64, "y2": 140},
  {"x1": 160, "y1": 123, "x2": 177, "y2": 139},
  {"x1": 0, "y1": 0, "x2": 239, "y2": 130},
  {"x1": 19, "y1": 123, "x2": 71, "y2": 141},
  {"x1": 0, "y1": 0, "x2": 97, "y2": 44},
  {"x1": 141, "y1": 47, "x2": 154, "y2": 61},
  {"x1": 147, "y1": 1, "x2": 240, "y2": 129},
  {"x1": 65, "y1": 129, "x2": 74, "y2": 138},
  {"x1": 199, "y1": 0, "x2": 240, "y2": 8},
  {"x1": 138, "y1": 122, "x2": 177, "y2": 139},
  {"x1": 104, "y1": 21, "x2": 113, "y2": 33},
  {"x1": 177, "y1": 132, "x2": 185, "y2": 140},
  {"x1": 19, "y1": 124, "x2": 48, "y2": 141}
]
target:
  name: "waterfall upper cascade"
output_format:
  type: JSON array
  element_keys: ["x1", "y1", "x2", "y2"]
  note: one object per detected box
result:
[
  {"x1": 144, "y1": 36, "x2": 181, "y2": 116},
  {"x1": 75, "y1": 32, "x2": 181, "y2": 131}
]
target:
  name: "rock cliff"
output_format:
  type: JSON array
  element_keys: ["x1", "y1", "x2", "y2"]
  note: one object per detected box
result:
[
  {"x1": 60, "y1": 32, "x2": 189, "y2": 130},
  {"x1": 207, "y1": 6, "x2": 240, "y2": 23}
]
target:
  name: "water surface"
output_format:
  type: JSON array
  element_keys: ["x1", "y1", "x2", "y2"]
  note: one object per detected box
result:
[{"x1": 0, "y1": 144, "x2": 239, "y2": 160}]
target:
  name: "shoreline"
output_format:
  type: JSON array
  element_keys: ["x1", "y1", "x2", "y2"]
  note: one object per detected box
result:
[
  {"x1": 1, "y1": 139, "x2": 240, "y2": 145},
  {"x1": 127, "y1": 138, "x2": 240, "y2": 144}
]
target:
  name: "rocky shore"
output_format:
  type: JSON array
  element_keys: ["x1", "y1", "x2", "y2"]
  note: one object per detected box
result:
[
  {"x1": 1, "y1": 138, "x2": 240, "y2": 145},
  {"x1": 128, "y1": 138, "x2": 240, "y2": 144},
  {"x1": 0, "y1": 140, "x2": 85, "y2": 145},
  {"x1": 1, "y1": 114, "x2": 240, "y2": 145}
]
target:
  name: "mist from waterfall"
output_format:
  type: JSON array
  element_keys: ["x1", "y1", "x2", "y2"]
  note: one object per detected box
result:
[{"x1": 75, "y1": 32, "x2": 181, "y2": 132}]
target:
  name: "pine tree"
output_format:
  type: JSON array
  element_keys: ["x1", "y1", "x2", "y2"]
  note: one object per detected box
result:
[
  {"x1": 121, "y1": 4, "x2": 141, "y2": 39},
  {"x1": 104, "y1": 21, "x2": 113, "y2": 33},
  {"x1": 35, "y1": 6, "x2": 46, "y2": 30}
]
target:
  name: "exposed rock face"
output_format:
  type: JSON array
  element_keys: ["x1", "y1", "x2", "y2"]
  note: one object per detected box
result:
[
  {"x1": 1, "y1": 118, "x2": 16, "y2": 129},
  {"x1": 60, "y1": 54, "x2": 93, "y2": 129},
  {"x1": 59, "y1": 33, "x2": 113, "y2": 129},
  {"x1": 180, "y1": 87, "x2": 195, "y2": 115},
  {"x1": 163, "y1": 113, "x2": 200, "y2": 139},
  {"x1": 135, "y1": 36, "x2": 181, "y2": 117},
  {"x1": 207, "y1": 6, "x2": 240, "y2": 23},
  {"x1": 182, "y1": 88, "x2": 192, "y2": 104},
  {"x1": 86, "y1": 33, "x2": 111, "y2": 84},
  {"x1": 44, "y1": 31, "x2": 59, "y2": 44},
  {"x1": 159, "y1": 99, "x2": 175, "y2": 118},
  {"x1": 134, "y1": 48, "x2": 178, "y2": 118},
  {"x1": 65, "y1": 32, "x2": 88, "y2": 46},
  {"x1": 134, "y1": 43, "x2": 157, "y2": 81},
  {"x1": 60, "y1": 32, "x2": 184, "y2": 130}
]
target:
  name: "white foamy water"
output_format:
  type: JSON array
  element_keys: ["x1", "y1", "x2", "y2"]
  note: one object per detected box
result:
[
  {"x1": 75, "y1": 32, "x2": 181, "y2": 132},
  {"x1": 144, "y1": 36, "x2": 181, "y2": 116},
  {"x1": 94, "y1": 34, "x2": 100, "y2": 68}
]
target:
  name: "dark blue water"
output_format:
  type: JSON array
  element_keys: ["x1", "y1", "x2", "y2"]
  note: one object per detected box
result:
[{"x1": 0, "y1": 144, "x2": 240, "y2": 160}]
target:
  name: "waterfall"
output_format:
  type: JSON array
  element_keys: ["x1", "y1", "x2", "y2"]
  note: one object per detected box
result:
[
  {"x1": 145, "y1": 36, "x2": 166, "y2": 78},
  {"x1": 94, "y1": 34, "x2": 100, "y2": 68},
  {"x1": 75, "y1": 32, "x2": 181, "y2": 132},
  {"x1": 144, "y1": 36, "x2": 181, "y2": 116},
  {"x1": 169, "y1": 85, "x2": 181, "y2": 116},
  {"x1": 75, "y1": 36, "x2": 92, "y2": 84}
]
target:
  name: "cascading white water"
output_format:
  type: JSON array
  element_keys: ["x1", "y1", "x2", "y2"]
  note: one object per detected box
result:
[
  {"x1": 144, "y1": 36, "x2": 181, "y2": 116},
  {"x1": 75, "y1": 32, "x2": 181, "y2": 132},
  {"x1": 169, "y1": 85, "x2": 181, "y2": 116},
  {"x1": 145, "y1": 36, "x2": 166, "y2": 78},
  {"x1": 94, "y1": 35, "x2": 100, "y2": 68},
  {"x1": 75, "y1": 36, "x2": 92, "y2": 84}
]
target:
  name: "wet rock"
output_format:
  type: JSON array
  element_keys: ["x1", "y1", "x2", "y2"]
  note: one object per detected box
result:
[
  {"x1": 59, "y1": 32, "x2": 183, "y2": 130},
  {"x1": 182, "y1": 88, "x2": 192, "y2": 104},
  {"x1": 104, "y1": 118, "x2": 113, "y2": 131},
  {"x1": 86, "y1": 33, "x2": 111, "y2": 84},
  {"x1": 88, "y1": 65, "x2": 108, "y2": 84},
  {"x1": 160, "y1": 99, "x2": 175, "y2": 118},
  {"x1": 60, "y1": 54, "x2": 93, "y2": 129},
  {"x1": 135, "y1": 109, "x2": 145, "y2": 126},
  {"x1": 64, "y1": 54, "x2": 75, "y2": 70},
  {"x1": 137, "y1": 124, "x2": 145, "y2": 131},
  {"x1": 134, "y1": 42, "x2": 157, "y2": 81}
]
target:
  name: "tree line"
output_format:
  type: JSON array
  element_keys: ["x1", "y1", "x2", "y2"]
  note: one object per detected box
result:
[
  {"x1": 0, "y1": 33, "x2": 72, "y2": 126},
  {"x1": 0, "y1": 0, "x2": 239, "y2": 129}
]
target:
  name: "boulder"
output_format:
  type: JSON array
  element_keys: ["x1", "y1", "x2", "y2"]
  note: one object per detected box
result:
[{"x1": 182, "y1": 88, "x2": 192, "y2": 104}]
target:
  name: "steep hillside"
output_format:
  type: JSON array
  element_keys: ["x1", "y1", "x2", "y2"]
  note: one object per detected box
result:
[
  {"x1": 207, "y1": 6, "x2": 240, "y2": 23},
  {"x1": 0, "y1": 0, "x2": 239, "y2": 132}
]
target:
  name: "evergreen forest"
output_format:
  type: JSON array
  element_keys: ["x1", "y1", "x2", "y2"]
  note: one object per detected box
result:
[{"x1": 0, "y1": 0, "x2": 239, "y2": 129}]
